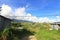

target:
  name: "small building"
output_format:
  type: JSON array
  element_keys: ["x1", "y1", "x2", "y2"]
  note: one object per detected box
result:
[
  {"x1": 50, "y1": 22, "x2": 60, "y2": 30},
  {"x1": 0, "y1": 15, "x2": 11, "y2": 31}
]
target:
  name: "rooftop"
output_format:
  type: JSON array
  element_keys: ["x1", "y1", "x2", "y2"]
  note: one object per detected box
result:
[{"x1": 0, "y1": 15, "x2": 12, "y2": 21}]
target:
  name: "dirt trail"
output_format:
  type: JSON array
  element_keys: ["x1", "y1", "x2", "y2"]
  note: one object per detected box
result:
[{"x1": 21, "y1": 35, "x2": 37, "y2": 40}]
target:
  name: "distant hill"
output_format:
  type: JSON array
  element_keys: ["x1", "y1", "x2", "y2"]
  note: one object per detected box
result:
[{"x1": 12, "y1": 19, "x2": 32, "y2": 23}]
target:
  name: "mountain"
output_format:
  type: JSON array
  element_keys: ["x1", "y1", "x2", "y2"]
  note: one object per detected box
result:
[{"x1": 12, "y1": 19, "x2": 32, "y2": 23}]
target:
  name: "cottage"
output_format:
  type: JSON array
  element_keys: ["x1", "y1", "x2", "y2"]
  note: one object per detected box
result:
[{"x1": 0, "y1": 15, "x2": 11, "y2": 31}]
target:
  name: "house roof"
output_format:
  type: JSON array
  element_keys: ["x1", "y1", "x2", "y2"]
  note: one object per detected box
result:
[
  {"x1": 51, "y1": 22, "x2": 60, "y2": 25},
  {"x1": 0, "y1": 15, "x2": 12, "y2": 21}
]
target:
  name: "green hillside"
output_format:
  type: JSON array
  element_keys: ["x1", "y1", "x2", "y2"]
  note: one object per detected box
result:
[{"x1": 0, "y1": 22, "x2": 60, "y2": 40}]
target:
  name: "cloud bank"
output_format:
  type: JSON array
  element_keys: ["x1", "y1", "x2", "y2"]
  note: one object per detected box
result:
[{"x1": 0, "y1": 4, "x2": 59, "y2": 23}]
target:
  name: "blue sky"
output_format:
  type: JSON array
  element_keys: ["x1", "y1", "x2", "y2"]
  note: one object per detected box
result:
[
  {"x1": 0, "y1": 0, "x2": 60, "y2": 22},
  {"x1": 1, "y1": 0, "x2": 60, "y2": 17}
]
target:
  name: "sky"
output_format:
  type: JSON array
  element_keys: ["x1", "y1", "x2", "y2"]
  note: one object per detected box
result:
[{"x1": 0, "y1": 0, "x2": 60, "y2": 23}]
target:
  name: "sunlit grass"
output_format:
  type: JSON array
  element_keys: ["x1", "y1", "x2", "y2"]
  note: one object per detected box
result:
[
  {"x1": 1, "y1": 22, "x2": 60, "y2": 40},
  {"x1": 35, "y1": 30, "x2": 60, "y2": 40}
]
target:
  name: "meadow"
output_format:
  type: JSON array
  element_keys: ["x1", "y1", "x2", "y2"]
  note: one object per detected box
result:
[{"x1": 0, "y1": 22, "x2": 60, "y2": 40}]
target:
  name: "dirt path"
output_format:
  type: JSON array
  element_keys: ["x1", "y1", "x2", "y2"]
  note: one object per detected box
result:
[{"x1": 21, "y1": 35, "x2": 37, "y2": 40}]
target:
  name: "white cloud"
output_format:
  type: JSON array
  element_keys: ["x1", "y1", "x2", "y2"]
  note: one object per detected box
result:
[
  {"x1": 1, "y1": 4, "x2": 14, "y2": 19},
  {"x1": 14, "y1": 7, "x2": 26, "y2": 20},
  {"x1": 14, "y1": 7, "x2": 26, "y2": 16},
  {"x1": 56, "y1": 16, "x2": 60, "y2": 18},
  {"x1": 1, "y1": 4, "x2": 12, "y2": 16},
  {"x1": 38, "y1": 17, "x2": 55, "y2": 23},
  {"x1": 1, "y1": 4, "x2": 59, "y2": 23},
  {"x1": 27, "y1": 13, "x2": 31, "y2": 16},
  {"x1": 56, "y1": 16, "x2": 60, "y2": 22}
]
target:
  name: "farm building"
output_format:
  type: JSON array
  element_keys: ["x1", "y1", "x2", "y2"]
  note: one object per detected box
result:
[
  {"x1": 0, "y1": 15, "x2": 11, "y2": 31},
  {"x1": 50, "y1": 22, "x2": 60, "y2": 30}
]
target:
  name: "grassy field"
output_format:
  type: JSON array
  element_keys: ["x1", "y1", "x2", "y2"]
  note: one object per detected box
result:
[
  {"x1": 0, "y1": 22, "x2": 60, "y2": 40},
  {"x1": 11, "y1": 22, "x2": 60, "y2": 40},
  {"x1": 35, "y1": 30, "x2": 60, "y2": 40}
]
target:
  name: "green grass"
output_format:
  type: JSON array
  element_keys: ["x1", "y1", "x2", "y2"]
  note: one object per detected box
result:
[
  {"x1": 11, "y1": 22, "x2": 60, "y2": 40},
  {"x1": 35, "y1": 30, "x2": 60, "y2": 40}
]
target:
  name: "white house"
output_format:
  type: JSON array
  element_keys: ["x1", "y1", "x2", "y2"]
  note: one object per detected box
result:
[{"x1": 50, "y1": 22, "x2": 60, "y2": 30}]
